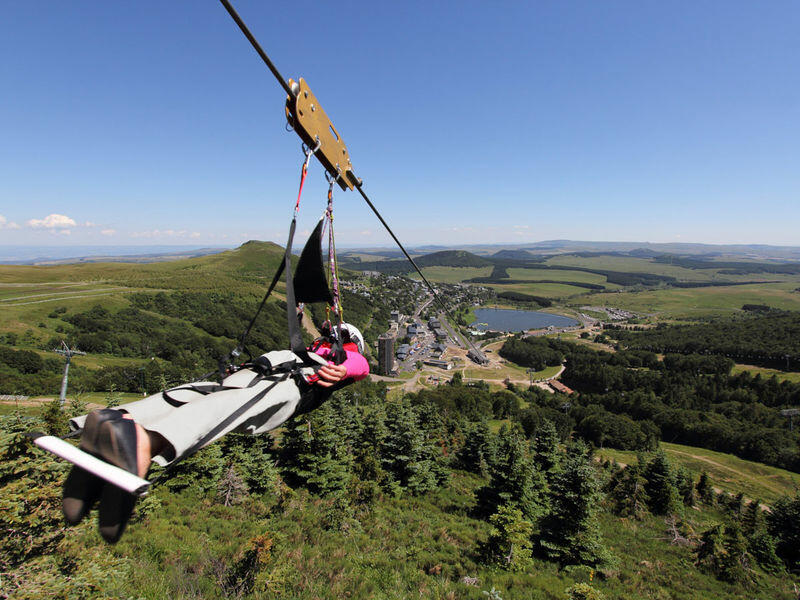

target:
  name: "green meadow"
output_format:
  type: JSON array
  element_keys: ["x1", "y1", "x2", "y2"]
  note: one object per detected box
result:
[
  {"x1": 596, "y1": 441, "x2": 800, "y2": 504},
  {"x1": 588, "y1": 282, "x2": 800, "y2": 318}
]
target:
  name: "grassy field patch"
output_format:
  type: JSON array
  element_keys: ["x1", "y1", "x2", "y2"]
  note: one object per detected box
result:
[
  {"x1": 415, "y1": 266, "x2": 493, "y2": 283},
  {"x1": 732, "y1": 364, "x2": 800, "y2": 383},
  {"x1": 588, "y1": 282, "x2": 800, "y2": 317},
  {"x1": 486, "y1": 281, "x2": 594, "y2": 299},
  {"x1": 505, "y1": 267, "x2": 615, "y2": 286},
  {"x1": 544, "y1": 255, "x2": 716, "y2": 281},
  {"x1": 596, "y1": 441, "x2": 800, "y2": 503}
]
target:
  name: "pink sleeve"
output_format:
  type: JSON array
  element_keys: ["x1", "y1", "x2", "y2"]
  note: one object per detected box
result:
[{"x1": 314, "y1": 347, "x2": 370, "y2": 382}]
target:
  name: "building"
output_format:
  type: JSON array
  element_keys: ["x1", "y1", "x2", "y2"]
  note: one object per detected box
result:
[
  {"x1": 391, "y1": 310, "x2": 401, "y2": 323},
  {"x1": 377, "y1": 334, "x2": 395, "y2": 376},
  {"x1": 549, "y1": 380, "x2": 574, "y2": 395},
  {"x1": 396, "y1": 343, "x2": 411, "y2": 361},
  {"x1": 467, "y1": 348, "x2": 489, "y2": 365},
  {"x1": 423, "y1": 359, "x2": 452, "y2": 370}
]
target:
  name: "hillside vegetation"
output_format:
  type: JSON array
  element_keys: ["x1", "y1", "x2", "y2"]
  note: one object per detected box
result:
[
  {"x1": 4, "y1": 244, "x2": 800, "y2": 598},
  {"x1": 4, "y1": 379, "x2": 800, "y2": 599}
]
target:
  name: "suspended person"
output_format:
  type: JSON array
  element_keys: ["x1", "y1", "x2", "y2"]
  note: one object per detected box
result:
[{"x1": 62, "y1": 322, "x2": 369, "y2": 543}]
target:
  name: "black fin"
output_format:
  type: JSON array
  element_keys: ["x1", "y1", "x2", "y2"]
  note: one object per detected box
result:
[{"x1": 293, "y1": 218, "x2": 334, "y2": 305}]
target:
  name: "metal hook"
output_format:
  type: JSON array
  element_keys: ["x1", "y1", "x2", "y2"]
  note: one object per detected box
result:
[
  {"x1": 302, "y1": 138, "x2": 322, "y2": 158},
  {"x1": 324, "y1": 166, "x2": 343, "y2": 185}
]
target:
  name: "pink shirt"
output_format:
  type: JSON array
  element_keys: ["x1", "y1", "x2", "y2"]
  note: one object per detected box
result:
[{"x1": 314, "y1": 345, "x2": 370, "y2": 382}]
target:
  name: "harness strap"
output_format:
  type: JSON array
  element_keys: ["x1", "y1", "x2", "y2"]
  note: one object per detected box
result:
[{"x1": 162, "y1": 370, "x2": 293, "y2": 472}]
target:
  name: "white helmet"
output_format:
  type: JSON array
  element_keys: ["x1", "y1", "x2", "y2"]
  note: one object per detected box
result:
[{"x1": 335, "y1": 323, "x2": 365, "y2": 354}]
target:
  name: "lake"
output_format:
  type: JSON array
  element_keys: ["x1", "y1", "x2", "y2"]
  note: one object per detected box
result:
[{"x1": 471, "y1": 308, "x2": 579, "y2": 332}]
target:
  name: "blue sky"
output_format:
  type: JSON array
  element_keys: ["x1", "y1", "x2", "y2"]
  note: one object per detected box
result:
[{"x1": 1, "y1": 1, "x2": 798, "y2": 248}]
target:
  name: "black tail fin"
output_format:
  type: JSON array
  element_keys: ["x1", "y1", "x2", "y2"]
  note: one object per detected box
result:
[{"x1": 293, "y1": 218, "x2": 334, "y2": 305}]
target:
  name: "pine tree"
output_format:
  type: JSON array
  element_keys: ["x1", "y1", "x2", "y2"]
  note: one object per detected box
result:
[
  {"x1": 216, "y1": 464, "x2": 249, "y2": 506},
  {"x1": 742, "y1": 498, "x2": 765, "y2": 535},
  {"x1": 164, "y1": 442, "x2": 225, "y2": 493},
  {"x1": 537, "y1": 440, "x2": 609, "y2": 568},
  {"x1": 728, "y1": 492, "x2": 745, "y2": 519},
  {"x1": 607, "y1": 463, "x2": 649, "y2": 520},
  {"x1": 0, "y1": 413, "x2": 68, "y2": 568},
  {"x1": 532, "y1": 419, "x2": 561, "y2": 481},
  {"x1": 380, "y1": 401, "x2": 441, "y2": 495},
  {"x1": 280, "y1": 403, "x2": 352, "y2": 497},
  {"x1": 353, "y1": 404, "x2": 390, "y2": 487},
  {"x1": 696, "y1": 521, "x2": 757, "y2": 584},
  {"x1": 767, "y1": 494, "x2": 800, "y2": 569},
  {"x1": 748, "y1": 528, "x2": 783, "y2": 573},
  {"x1": 717, "y1": 521, "x2": 754, "y2": 584},
  {"x1": 458, "y1": 419, "x2": 496, "y2": 477},
  {"x1": 479, "y1": 504, "x2": 534, "y2": 571},
  {"x1": 220, "y1": 432, "x2": 279, "y2": 494},
  {"x1": 696, "y1": 471, "x2": 715, "y2": 505},
  {"x1": 674, "y1": 466, "x2": 696, "y2": 507},
  {"x1": 643, "y1": 450, "x2": 681, "y2": 515},
  {"x1": 695, "y1": 524, "x2": 724, "y2": 573},
  {"x1": 476, "y1": 427, "x2": 545, "y2": 522}
]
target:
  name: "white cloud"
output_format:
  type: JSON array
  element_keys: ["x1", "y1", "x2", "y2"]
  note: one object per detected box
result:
[
  {"x1": 0, "y1": 215, "x2": 21, "y2": 229},
  {"x1": 27, "y1": 214, "x2": 77, "y2": 229},
  {"x1": 59, "y1": 229, "x2": 71, "y2": 235},
  {"x1": 84, "y1": 221, "x2": 97, "y2": 227},
  {"x1": 190, "y1": 232, "x2": 201, "y2": 239},
  {"x1": 359, "y1": 230, "x2": 373, "y2": 236},
  {"x1": 101, "y1": 229, "x2": 116, "y2": 236}
]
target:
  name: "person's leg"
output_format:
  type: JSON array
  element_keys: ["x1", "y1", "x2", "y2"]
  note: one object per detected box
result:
[{"x1": 141, "y1": 376, "x2": 303, "y2": 465}]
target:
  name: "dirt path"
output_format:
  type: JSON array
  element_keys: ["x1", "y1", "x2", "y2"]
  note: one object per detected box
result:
[{"x1": 2, "y1": 290, "x2": 131, "y2": 307}]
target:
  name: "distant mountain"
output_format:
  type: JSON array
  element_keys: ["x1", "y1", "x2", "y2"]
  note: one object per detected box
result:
[
  {"x1": 0, "y1": 245, "x2": 232, "y2": 265},
  {"x1": 340, "y1": 240, "x2": 800, "y2": 262},
  {"x1": 491, "y1": 249, "x2": 536, "y2": 260},
  {"x1": 414, "y1": 250, "x2": 491, "y2": 268}
]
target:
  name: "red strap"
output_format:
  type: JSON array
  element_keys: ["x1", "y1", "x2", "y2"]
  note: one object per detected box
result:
[{"x1": 295, "y1": 162, "x2": 308, "y2": 214}]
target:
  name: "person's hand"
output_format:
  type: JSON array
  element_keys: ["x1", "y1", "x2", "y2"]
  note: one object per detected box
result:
[{"x1": 315, "y1": 363, "x2": 348, "y2": 387}]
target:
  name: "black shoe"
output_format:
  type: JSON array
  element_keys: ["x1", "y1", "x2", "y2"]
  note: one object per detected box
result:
[
  {"x1": 62, "y1": 409, "x2": 123, "y2": 525},
  {"x1": 95, "y1": 418, "x2": 141, "y2": 543},
  {"x1": 98, "y1": 484, "x2": 137, "y2": 544},
  {"x1": 62, "y1": 466, "x2": 104, "y2": 524}
]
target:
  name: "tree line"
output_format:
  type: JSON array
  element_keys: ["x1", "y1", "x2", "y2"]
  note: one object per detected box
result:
[
  {"x1": 499, "y1": 334, "x2": 800, "y2": 470},
  {"x1": 609, "y1": 311, "x2": 800, "y2": 370}
]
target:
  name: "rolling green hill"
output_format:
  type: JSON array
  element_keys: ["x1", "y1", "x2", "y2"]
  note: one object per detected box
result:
[{"x1": 0, "y1": 241, "x2": 394, "y2": 396}]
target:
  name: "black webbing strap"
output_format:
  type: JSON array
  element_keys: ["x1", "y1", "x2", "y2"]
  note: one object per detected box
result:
[
  {"x1": 161, "y1": 370, "x2": 292, "y2": 472},
  {"x1": 283, "y1": 217, "x2": 309, "y2": 362},
  {"x1": 236, "y1": 258, "x2": 286, "y2": 358}
]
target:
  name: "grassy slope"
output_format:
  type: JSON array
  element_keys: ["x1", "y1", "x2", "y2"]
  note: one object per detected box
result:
[
  {"x1": 0, "y1": 241, "x2": 287, "y2": 350},
  {"x1": 544, "y1": 255, "x2": 717, "y2": 281},
  {"x1": 596, "y1": 441, "x2": 800, "y2": 504},
  {"x1": 487, "y1": 282, "x2": 593, "y2": 299},
  {"x1": 587, "y1": 282, "x2": 800, "y2": 318},
  {"x1": 732, "y1": 364, "x2": 800, "y2": 384},
  {"x1": 417, "y1": 266, "x2": 493, "y2": 283},
  {"x1": 23, "y1": 468, "x2": 795, "y2": 600},
  {"x1": 506, "y1": 267, "x2": 620, "y2": 288}
]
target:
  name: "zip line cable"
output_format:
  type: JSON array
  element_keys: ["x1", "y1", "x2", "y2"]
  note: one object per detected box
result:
[
  {"x1": 218, "y1": 0, "x2": 294, "y2": 98},
  {"x1": 218, "y1": 0, "x2": 483, "y2": 357}
]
